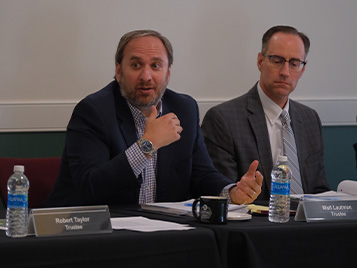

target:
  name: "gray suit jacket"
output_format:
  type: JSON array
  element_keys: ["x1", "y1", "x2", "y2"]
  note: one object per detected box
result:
[{"x1": 201, "y1": 83, "x2": 330, "y2": 200}]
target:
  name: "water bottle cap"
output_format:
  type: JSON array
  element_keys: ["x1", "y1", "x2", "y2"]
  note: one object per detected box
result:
[
  {"x1": 13, "y1": 165, "x2": 25, "y2": 173},
  {"x1": 278, "y1": 155, "x2": 288, "y2": 162}
]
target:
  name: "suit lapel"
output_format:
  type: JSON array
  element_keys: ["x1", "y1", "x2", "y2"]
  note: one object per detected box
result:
[
  {"x1": 113, "y1": 83, "x2": 138, "y2": 147},
  {"x1": 246, "y1": 86, "x2": 274, "y2": 191},
  {"x1": 156, "y1": 100, "x2": 175, "y2": 196}
]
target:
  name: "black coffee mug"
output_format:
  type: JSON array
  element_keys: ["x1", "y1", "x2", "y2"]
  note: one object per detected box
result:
[{"x1": 192, "y1": 196, "x2": 228, "y2": 224}]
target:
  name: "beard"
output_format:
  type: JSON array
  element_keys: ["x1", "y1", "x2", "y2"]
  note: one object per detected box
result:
[{"x1": 119, "y1": 71, "x2": 169, "y2": 112}]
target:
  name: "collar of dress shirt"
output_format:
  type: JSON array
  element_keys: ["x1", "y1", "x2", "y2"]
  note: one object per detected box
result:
[{"x1": 257, "y1": 82, "x2": 289, "y2": 125}]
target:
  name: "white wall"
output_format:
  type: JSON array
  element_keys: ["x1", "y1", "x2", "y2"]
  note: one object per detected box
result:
[{"x1": 1, "y1": 0, "x2": 356, "y2": 131}]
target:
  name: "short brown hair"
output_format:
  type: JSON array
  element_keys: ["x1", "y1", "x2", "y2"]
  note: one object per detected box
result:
[
  {"x1": 261, "y1": 25, "x2": 310, "y2": 58},
  {"x1": 115, "y1": 30, "x2": 174, "y2": 66}
]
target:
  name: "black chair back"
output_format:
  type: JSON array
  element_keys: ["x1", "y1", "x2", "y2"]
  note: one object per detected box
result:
[{"x1": 354, "y1": 143, "x2": 357, "y2": 170}]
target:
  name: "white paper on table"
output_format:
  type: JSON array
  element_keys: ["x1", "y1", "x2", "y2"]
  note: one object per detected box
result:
[
  {"x1": 291, "y1": 190, "x2": 355, "y2": 202},
  {"x1": 110, "y1": 216, "x2": 195, "y2": 232}
]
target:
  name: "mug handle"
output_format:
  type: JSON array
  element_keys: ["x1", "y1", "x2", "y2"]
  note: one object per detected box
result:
[{"x1": 192, "y1": 198, "x2": 200, "y2": 219}]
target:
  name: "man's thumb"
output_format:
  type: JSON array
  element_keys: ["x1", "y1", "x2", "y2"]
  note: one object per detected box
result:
[{"x1": 148, "y1": 105, "x2": 157, "y2": 120}]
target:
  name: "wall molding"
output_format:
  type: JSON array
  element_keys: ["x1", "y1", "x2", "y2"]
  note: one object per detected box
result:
[
  {"x1": 0, "y1": 99, "x2": 356, "y2": 132},
  {"x1": 198, "y1": 99, "x2": 357, "y2": 127},
  {"x1": 0, "y1": 102, "x2": 76, "y2": 132}
]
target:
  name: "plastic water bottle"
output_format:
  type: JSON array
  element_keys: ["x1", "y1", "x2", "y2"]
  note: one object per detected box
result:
[
  {"x1": 6, "y1": 165, "x2": 30, "y2": 238},
  {"x1": 269, "y1": 155, "x2": 291, "y2": 223}
]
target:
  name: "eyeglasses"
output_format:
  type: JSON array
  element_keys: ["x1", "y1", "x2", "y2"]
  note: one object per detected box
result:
[{"x1": 263, "y1": 54, "x2": 306, "y2": 72}]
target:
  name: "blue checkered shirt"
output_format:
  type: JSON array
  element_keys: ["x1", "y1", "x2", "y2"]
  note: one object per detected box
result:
[
  {"x1": 125, "y1": 102, "x2": 161, "y2": 204},
  {"x1": 125, "y1": 101, "x2": 235, "y2": 204}
]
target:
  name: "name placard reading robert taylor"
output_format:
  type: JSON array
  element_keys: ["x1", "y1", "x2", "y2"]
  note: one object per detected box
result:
[{"x1": 28, "y1": 205, "x2": 112, "y2": 237}]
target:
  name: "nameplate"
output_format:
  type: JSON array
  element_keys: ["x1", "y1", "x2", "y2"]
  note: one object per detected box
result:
[
  {"x1": 28, "y1": 205, "x2": 112, "y2": 237},
  {"x1": 295, "y1": 197, "x2": 357, "y2": 222}
]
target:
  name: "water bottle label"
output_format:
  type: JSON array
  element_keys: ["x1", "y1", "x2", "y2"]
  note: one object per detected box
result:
[
  {"x1": 271, "y1": 181, "x2": 290, "y2": 195},
  {"x1": 7, "y1": 194, "x2": 28, "y2": 208}
]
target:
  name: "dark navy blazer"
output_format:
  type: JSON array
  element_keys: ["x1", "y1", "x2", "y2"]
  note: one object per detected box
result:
[{"x1": 45, "y1": 81, "x2": 231, "y2": 207}]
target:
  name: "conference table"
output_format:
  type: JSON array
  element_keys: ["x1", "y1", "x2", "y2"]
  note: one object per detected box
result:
[
  {"x1": 116, "y1": 206, "x2": 357, "y2": 268},
  {"x1": 0, "y1": 208, "x2": 221, "y2": 268},
  {"x1": 1, "y1": 205, "x2": 357, "y2": 268}
]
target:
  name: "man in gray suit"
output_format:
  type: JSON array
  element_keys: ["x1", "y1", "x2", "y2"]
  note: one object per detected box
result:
[{"x1": 201, "y1": 25, "x2": 330, "y2": 200}]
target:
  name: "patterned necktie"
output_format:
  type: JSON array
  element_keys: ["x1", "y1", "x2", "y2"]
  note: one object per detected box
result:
[{"x1": 279, "y1": 110, "x2": 304, "y2": 194}]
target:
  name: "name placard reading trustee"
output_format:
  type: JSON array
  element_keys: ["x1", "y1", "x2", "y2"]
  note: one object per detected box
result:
[
  {"x1": 295, "y1": 196, "x2": 357, "y2": 222},
  {"x1": 28, "y1": 205, "x2": 112, "y2": 237}
]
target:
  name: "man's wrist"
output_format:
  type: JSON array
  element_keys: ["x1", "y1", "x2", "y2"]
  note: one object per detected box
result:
[
  {"x1": 221, "y1": 184, "x2": 235, "y2": 204},
  {"x1": 137, "y1": 137, "x2": 156, "y2": 156}
]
